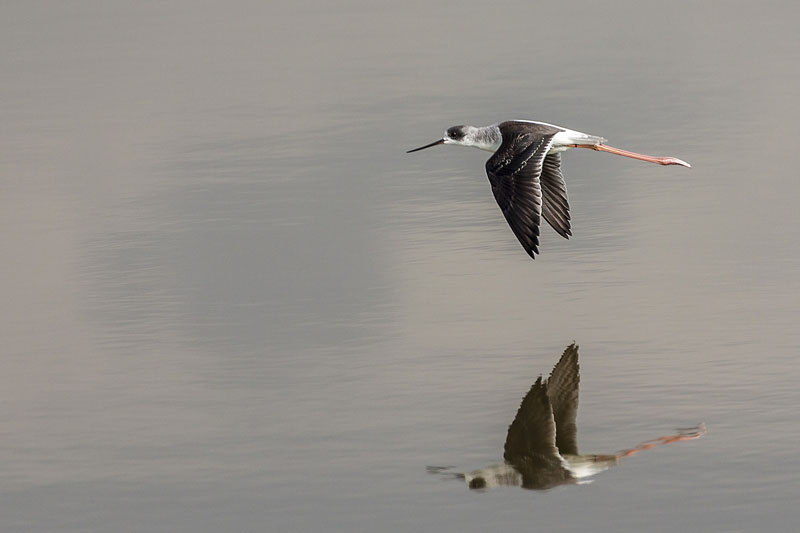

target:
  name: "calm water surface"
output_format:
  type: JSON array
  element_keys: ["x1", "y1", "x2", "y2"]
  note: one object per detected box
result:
[{"x1": 2, "y1": 1, "x2": 799, "y2": 531}]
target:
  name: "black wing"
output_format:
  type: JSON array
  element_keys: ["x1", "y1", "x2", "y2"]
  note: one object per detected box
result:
[
  {"x1": 486, "y1": 133, "x2": 556, "y2": 259},
  {"x1": 541, "y1": 153, "x2": 572, "y2": 239},
  {"x1": 546, "y1": 343, "x2": 580, "y2": 456}
]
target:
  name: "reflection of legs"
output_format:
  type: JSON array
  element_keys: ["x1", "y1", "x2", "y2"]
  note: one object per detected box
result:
[{"x1": 617, "y1": 423, "x2": 707, "y2": 458}]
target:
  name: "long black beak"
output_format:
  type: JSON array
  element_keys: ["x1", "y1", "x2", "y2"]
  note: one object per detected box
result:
[{"x1": 407, "y1": 138, "x2": 445, "y2": 153}]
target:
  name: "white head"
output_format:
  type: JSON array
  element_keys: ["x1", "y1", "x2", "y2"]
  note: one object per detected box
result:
[
  {"x1": 407, "y1": 124, "x2": 501, "y2": 153},
  {"x1": 443, "y1": 125, "x2": 476, "y2": 145}
]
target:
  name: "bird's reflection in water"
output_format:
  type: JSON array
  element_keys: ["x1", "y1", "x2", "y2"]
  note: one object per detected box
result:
[{"x1": 430, "y1": 343, "x2": 705, "y2": 491}]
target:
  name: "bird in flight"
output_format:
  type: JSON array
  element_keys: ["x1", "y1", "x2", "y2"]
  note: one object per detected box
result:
[{"x1": 408, "y1": 120, "x2": 690, "y2": 259}]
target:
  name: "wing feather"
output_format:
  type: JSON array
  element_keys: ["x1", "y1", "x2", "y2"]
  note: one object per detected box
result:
[
  {"x1": 540, "y1": 153, "x2": 572, "y2": 239},
  {"x1": 486, "y1": 133, "x2": 555, "y2": 259}
]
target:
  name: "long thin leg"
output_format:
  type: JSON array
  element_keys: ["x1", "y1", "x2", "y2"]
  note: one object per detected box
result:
[{"x1": 574, "y1": 143, "x2": 691, "y2": 168}]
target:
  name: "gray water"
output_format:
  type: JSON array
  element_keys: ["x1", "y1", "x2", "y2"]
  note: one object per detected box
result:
[{"x1": 2, "y1": 1, "x2": 799, "y2": 531}]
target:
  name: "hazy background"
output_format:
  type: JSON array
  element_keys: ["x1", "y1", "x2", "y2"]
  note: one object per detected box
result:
[{"x1": 2, "y1": 1, "x2": 799, "y2": 531}]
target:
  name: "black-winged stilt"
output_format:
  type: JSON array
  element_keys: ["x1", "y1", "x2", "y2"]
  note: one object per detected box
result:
[{"x1": 408, "y1": 120, "x2": 690, "y2": 259}]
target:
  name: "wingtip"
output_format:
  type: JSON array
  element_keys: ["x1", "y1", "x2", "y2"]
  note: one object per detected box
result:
[{"x1": 524, "y1": 245, "x2": 539, "y2": 259}]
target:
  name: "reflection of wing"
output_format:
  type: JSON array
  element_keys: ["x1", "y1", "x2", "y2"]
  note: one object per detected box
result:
[
  {"x1": 504, "y1": 377, "x2": 559, "y2": 461},
  {"x1": 547, "y1": 343, "x2": 580, "y2": 456},
  {"x1": 504, "y1": 377, "x2": 573, "y2": 489}
]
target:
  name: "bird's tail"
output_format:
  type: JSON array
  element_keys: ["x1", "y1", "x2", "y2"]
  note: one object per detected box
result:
[
  {"x1": 572, "y1": 132, "x2": 607, "y2": 146},
  {"x1": 555, "y1": 129, "x2": 607, "y2": 147}
]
